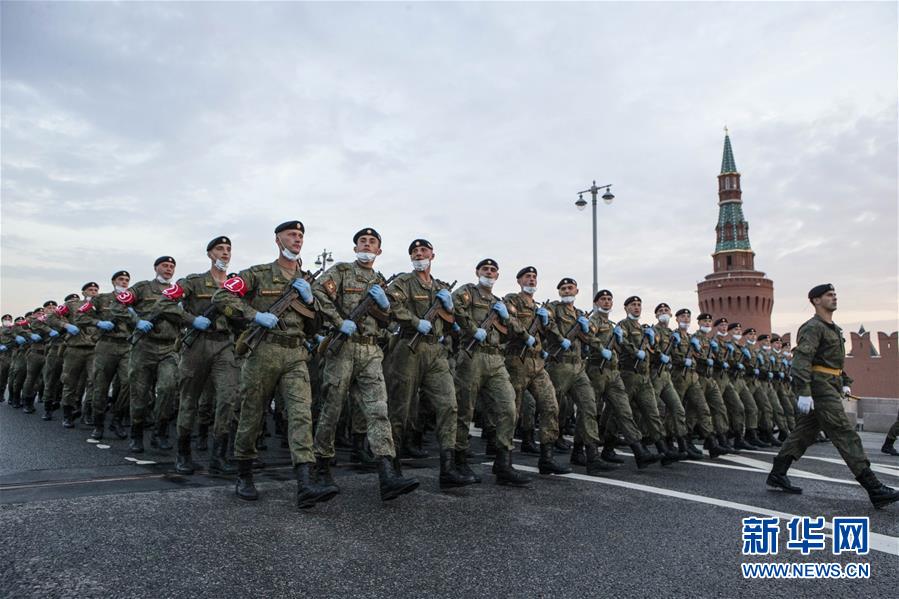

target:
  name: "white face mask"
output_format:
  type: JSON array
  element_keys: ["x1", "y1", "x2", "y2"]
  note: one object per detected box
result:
[
  {"x1": 747, "y1": 339, "x2": 756, "y2": 345},
  {"x1": 356, "y1": 252, "x2": 377, "y2": 263},
  {"x1": 156, "y1": 275, "x2": 172, "y2": 285},
  {"x1": 774, "y1": 348, "x2": 781, "y2": 354},
  {"x1": 716, "y1": 330, "x2": 727, "y2": 336},
  {"x1": 700, "y1": 326, "x2": 712, "y2": 334},
  {"x1": 595, "y1": 306, "x2": 611, "y2": 314},
  {"x1": 560, "y1": 296, "x2": 576, "y2": 304},
  {"x1": 478, "y1": 276, "x2": 495, "y2": 288},
  {"x1": 411, "y1": 259, "x2": 430, "y2": 272},
  {"x1": 521, "y1": 286, "x2": 537, "y2": 295},
  {"x1": 114, "y1": 285, "x2": 128, "y2": 293},
  {"x1": 731, "y1": 334, "x2": 742, "y2": 341},
  {"x1": 762, "y1": 345, "x2": 770, "y2": 351},
  {"x1": 678, "y1": 321, "x2": 690, "y2": 330},
  {"x1": 281, "y1": 247, "x2": 300, "y2": 261},
  {"x1": 657, "y1": 314, "x2": 670, "y2": 325},
  {"x1": 2, "y1": 319, "x2": 12, "y2": 327},
  {"x1": 627, "y1": 313, "x2": 639, "y2": 320},
  {"x1": 213, "y1": 258, "x2": 229, "y2": 272}
]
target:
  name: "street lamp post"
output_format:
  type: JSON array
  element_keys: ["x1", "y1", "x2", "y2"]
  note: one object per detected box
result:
[
  {"x1": 314, "y1": 249, "x2": 334, "y2": 271},
  {"x1": 575, "y1": 180, "x2": 615, "y2": 298}
]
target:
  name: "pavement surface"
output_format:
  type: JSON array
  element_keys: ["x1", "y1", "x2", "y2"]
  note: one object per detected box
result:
[{"x1": 1, "y1": 401, "x2": 897, "y2": 598}]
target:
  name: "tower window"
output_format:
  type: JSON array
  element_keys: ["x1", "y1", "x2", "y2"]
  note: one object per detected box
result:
[{"x1": 726, "y1": 255, "x2": 733, "y2": 270}]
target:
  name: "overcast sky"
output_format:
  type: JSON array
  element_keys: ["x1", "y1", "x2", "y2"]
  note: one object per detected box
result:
[{"x1": 2, "y1": 1, "x2": 896, "y2": 342}]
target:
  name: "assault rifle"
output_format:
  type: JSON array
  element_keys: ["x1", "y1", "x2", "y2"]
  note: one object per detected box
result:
[
  {"x1": 407, "y1": 280, "x2": 457, "y2": 353},
  {"x1": 518, "y1": 300, "x2": 552, "y2": 360},
  {"x1": 324, "y1": 273, "x2": 399, "y2": 356},
  {"x1": 549, "y1": 309, "x2": 594, "y2": 361}
]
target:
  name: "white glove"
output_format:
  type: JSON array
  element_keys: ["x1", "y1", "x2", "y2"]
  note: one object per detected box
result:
[
  {"x1": 842, "y1": 386, "x2": 851, "y2": 396},
  {"x1": 797, "y1": 395, "x2": 814, "y2": 414}
]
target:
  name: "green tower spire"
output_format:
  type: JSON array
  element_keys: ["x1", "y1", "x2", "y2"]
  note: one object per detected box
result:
[{"x1": 720, "y1": 129, "x2": 737, "y2": 174}]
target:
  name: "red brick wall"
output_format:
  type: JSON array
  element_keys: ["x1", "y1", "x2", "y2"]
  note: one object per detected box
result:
[
  {"x1": 845, "y1": 331, "x2": 899, "y2": 399},
  {"x1": 696, "y1": 276, "x2": 774, "y2": 334}
]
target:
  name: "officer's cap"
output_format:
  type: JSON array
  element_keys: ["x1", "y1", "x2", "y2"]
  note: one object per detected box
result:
[
  {"x1": 697, "y1": 312, "x2": 713, "y2": 321},
  {"x1": 154, "y1": 256, "x2": 176, "y2": 267},
  {"x1": 771, "y1": 334, "x2": 781, "y2": 342},
  {"x1": 624, "y1": 295, "x2": 642, "y2": 306},
  {"x1": 744, "y1": 327, "x2": 757, "y2": 335},
  {"x1": 727, "y1": 322, "x2": 742, "y2": 331},
  {"x1": 112, "y1": 270, "x2": 130, "y2": 281},
  {"x1": 713, "y1": 317, "x2": 728, "y2": 327},
  {"x1": 353, "y1": 228, "x2": 381, "y2": 244},
  {"x1": 675, "y1": 308, "x2": 691, "y2": 317},
  {"x1": 42, "y1": 300, "x2": 57, "y2": 308},
  {"x1": 808, "y1": 283, "x2": 834, "y2": 300},
  {"x1": 516, "y1": 266, "x2": 537, "y2": 279},
  {"x1": 275, "y1": 221, "x2": 305, "y2": 234},
  {"x1": 81, "y1": 281, "x2": 99, "y2": 292},
  {"x1": 207, "y1": 236, "x2": 232, "y2": 251},
  {"x1": 476, "y1": 258, "x2": 498, "y2": 270},
  {"x1": 557, "y1": 277, "x2": 577, "y2": 289},
  {"x1": 758, "y1": 334, "x2": 770, "y2": 342},
  {"x1": 654, "y1": 302, "x2": 670, "y2": 314},
  {"x1": 594, "y1": 289, "x2": 613, "y2": 302},
  {"x1": 1, "y1": 313, "x2": 11, "y2": 320},
  {"x1": 64, "y1": 293, "x2": 80, "y2": 302},
  {"x1": 408, "y1": 239, "x2": 433, "y2": 254}
]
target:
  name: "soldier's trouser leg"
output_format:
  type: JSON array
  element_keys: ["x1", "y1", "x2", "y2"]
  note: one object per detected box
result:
[
  {"x1": 198, "y1": 380, "x2": 215, "y2": 431},
  {"x1": 152, "y1": 351, "x2": 178, "y2": 427},
  {"x1": 674, "y1": 374, "x2": 713, "y2": 438},
  {"x1": 587, "y1": 367, "x2": 643, "y2": 444},
  {"x1": 92, "y1": 341, "x2": 127, "y2": 417},
  {"x1": 619, "y1": 371, "x2": 663, "y2": 443},
  {"x1": 389, "y1": 343, "x2": 457, "y2": 451},
  {"x1": 351, "y1": 391, "x2": 368, "y2": 436},
  {"x1": 778, "y1": 387, "x2": 870, "y2": 478},
  {"x1": 42, "y1": 351, "x2": 64, "y2": 407},
  {"x1": 735, "y1": 381, "x2": 758, "y2": 431},
  {"x1": 453, "y1": 353, "x2": 481, "y2": 451},
  {"x1": 887, "y1": 416, "x2": 899, "y2": 443},
  {"x1": 212, "y1": 347, "x2": 239, "y2": 439},
  {"x1": 548, "y1": 364, "x2": 595, "y2": 446},
  {"x1": 417, "y1": 347, "x2": 458, "y2": 450},
  {"x1": 767, "y1": 385, "x2": 788, "y2": 432},
  {"x1": 717, "y1": 376, "x2": 744, "y2": 434},
  {"x1": 11, "y1": 355, "x2": 27, "y2": 404},
  {"x1": 702, "y1": 377, "x2": 729, "y2": 435},
  {"x1": 22, "y1": 351, "x2": 46, "y2": 400},
  {"x1": 129, "y1": 344, "x2": 159, "y2": 428},
  {"x1": 508, "y1": 356, "x2": 557, "y2": 442},
  {"x1": 454, "y1": 352, "x2": 515, "y2": 452},
  {"x1": 776, "y1": 384, "x2": 795, "y2": 431},
  {"x1": 754, "y1": 384, "x2": 774, "y2": 433},
  {"x1": 176, "y1": 339, "x2": 214, "y2": 438},
  {"x1": 61, "y1": 348, "x2": 93, "y2": 409},
  {"x1": 0, "y1": 355, "x2": 10, "y2": 401},
  {"x1": 653, "y1": 372, "x2": 687, "y2": 438}
]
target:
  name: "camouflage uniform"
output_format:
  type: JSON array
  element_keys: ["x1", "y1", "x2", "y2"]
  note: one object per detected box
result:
[
  {"x1": 772, "y1": 352, "x2": 796, "y2": 431},
  {"x1": 693, "y1": 333, "x2": 730, "y2": 435},
  {"x1": 20, "y1": 318, "x2": 47, "y2": 411},
  {"x1": 58, "y1": 299, "x2": 98, "y2": 415},
  {"x1": 312, "y1": 261, "x2": 395, "y2": 460},
  {"x1": 0, "y1": 324, "x2": 16, "y2": 401},
  {"x1": 669, "y1": 328, "x2": 714, "y2": 438},
  {"x1": 615, "y1": 317, "x2": 664, "y2": 443},
  {"x1": 730, "y1": 342, "x2": 761, "y2": 434},
  {"x1": 90, "y1": 292, "x2": 133, "y2": 423},
  {"x1": 712, "y1": 337, "x2": 745, "y2": 435},
  {"x1": 649, "y1": 324, "x2": 688, "y2": 438}
]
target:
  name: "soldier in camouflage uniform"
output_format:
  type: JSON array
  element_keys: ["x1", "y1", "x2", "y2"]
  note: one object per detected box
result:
[
  {"x1": 7, "y1": 316, "x2": 31, "y2": 409},
  {"x1": 669, "y1": 308, "x2": 725, "y2": 458},
  {"x1": 767, "y1": 283, "x2": 898, "y2": 509},
  {"x1": 155, "y1": 236, "x2": 239, "y2": 476},
  {"x1": 20, "y1": 306, "x2": 49, "y2": 415},
  {"x1": 502, "y1": 269, "x2": 570, "y2": 475},
  {"x1": 710, "y1": 318, "x2": 747, "y2": 449},
  {"x1": 452, "y1": 258, "x2": 530, "y2": 486},
  {"x1": 56, "y1": 286, "x2": 100, "y2": 429},
  {"x1": 882, "y1": 412, "x2": 899, "y2": 456},
  {"x1": 693, "y1": 313, "x2": 736, "y2": 453},
  {"x1": 651, "y1": 303, "x2": 701, "y2": 459},
  {"x1": 616, "y1": 296, "x2": 678, "y2": 465},
  {"x1": 0, "y1": 314, "x2": 15, "y2": 402},
  {"x1": 32, "y1": 300, "x2": 65, "y2": 420},
  {"x1": 128, "y1": 256, "x2": 181, "y2": 451},
  {"x1": 724, "y1": 322, "x2": 766, "y2": 449},
  {"x1": 89, "y1": 271, "x2": 134, "y2": 438},
  {"x1": 312, "y1": 227, "x2": 419, "y2": 501},
  {"x1": 384, "y1": 238, "x2": 473, "y2": 488},
  {"x1": 752, "y1": 333, "x2": 785, "y2": 446},
  {"x1": 770, "y1": 334, "x2": 796, "y2": 435}
]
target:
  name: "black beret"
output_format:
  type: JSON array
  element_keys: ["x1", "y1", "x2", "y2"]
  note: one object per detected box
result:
[
  {"x1": 1, "y1": 314, "x2": 11, "y2": 319},
  {"x1": 808, "y1": 283, "x2": 834, "y2": 299},
  {"x1": 275, "y1": 221, "x2": 305, "y2": 234},
  {"x1": 757, "y1": 334, "x2": 770, "y2": 341},
  {"x1": 594, "y1": 289, "x2": 613, "y2": 301},
  {"x1": 516, "y1": 266, "x2": 537, "y2": 279},
  {"x1": 624, "y1": 295, "x2": 641, "y2": 306},
  {"x1": 727, "y1": 322, "x2": 742, "y2": 331},
  {"x1": 20, "y1": 314, "x2": 31, "y2": 320},
  {"x1": 654, "y1": 302, "x2": 670, "y2": 314},
  {"x1": 408, "y1": 239, "x2": 433, "y2": 254},
  {"x1": 744, "y1": 327, "x2": 757, "y2": 335},
  {"x1": 207, "y1": 236, "x2": 232, "y2": 251},
  {"x1": 353, "y1": 228, "x2": 381, "y2": 244},
  {"x1": 154, "y1": 256, "x2": 176, "y2": 267},
  {"x1": 81, "y1": 281, "x2": 99, "y2": 291},
  {"x1": 476, "y1": 258, "x2": 498, "y2": 270},
  {"x1": 697, "y1": 313, "x2": 713, "y2": 321},
  {"x1": 675, "y1": 308, "x2": 691, "y2": 317},
  {"x1": 227, "y1": 272, "x2": 239, "y2": 279},
  {"x1": 771, "y1": 334, "x2": 781, "y2": 342},
  {"x1": 713, "y1": 317, "x2": 728, "y2": 327},
  {"x1": 33, "y1": 307, "x2": 43, "y2": 313},
  {"x1": 43, "y1": 300, "x2": 57, "y2": 308},
  {"x1": 64, "y1": 293, "x2": 80, "y2": 302},
  {"x1": 112, "y1": 270, "x2": 130, "y2": 280},
  {"x1": 557, "y1": 277, "x2": 577, "y2": 289}
]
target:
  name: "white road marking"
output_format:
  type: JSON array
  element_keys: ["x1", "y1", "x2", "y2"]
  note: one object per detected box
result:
[
  {"x1": 512, "y1": 465, "x2": 899, "y2": 557},
  {"x1": 123, "y1": 457, "x2": 156, "y2": 465},
  {"x1": 86, "y1": 438, "x2": 99, "y2": 444},
  {"x1": 96, "y1": 444, "x2": 111, "y2": 450},
  {"x1": 739, "y1": 449, "x2": 899, "y2": 479}
]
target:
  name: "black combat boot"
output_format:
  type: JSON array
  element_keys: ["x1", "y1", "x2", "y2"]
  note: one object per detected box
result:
[
  {"x1": 679, "y1": 436, "x2": 704, "y2": 460},
  {"x1": 766, "y1": 455, "x2": 802, "y2": 494},
  {"x1": 553, "y1": 437, "x2": 571, "y2": 453},
  {"x1": 440, "y1": 448, "x2": 474, "y2": 488},
  {"x1": 778, "y1": 429, "x2": 790, "y2": 443},
  {"x1": 294, "y1": 463, "x2": 339, "y2": 509},
  {"x1": 732, "y1": 432, "x2": 754, "y2": 451},
  {"x1": 601, "y1": 444, "x2": 625, "y2": 464},
  {"x1": 155, "y1": 420, "x2": 173, "y2": 451},
  {"x1": 655, "y1": 440, "x2": 679, "y2": 466},
  {"x1": 762, "y1": 429, "x2": 782, "y2": 447},
  {"x1": 882, "y1": 438, "x2": 899, "y2": 456},
  {"x1": 492, "y1": 448, "x2": 531, "y2": 487},
  {"x1": 402, "y1": 432, "x2": 428, "y2": 459},
  {"x1": 196, "y1": 423, "x2": 209, "y2": 451},
  {"x1": 62, "y1": 406, "x2": 75, "y2": 429},
  {"x1": 718, "y1": 433, "x2": 738, "y2": 454},
  {"x1": 350, "y1": 433, "x2": 378, "y2": 465},
  {"x1": 669, "y1": 436, "x2": 690, "y2": 460},
  {"x1": 746, "y1": 429, "x2": 769, "y2": 448},
  {"x1": 538, "y1": 442, "x2": 572, "y2": 475},
  {"x1": 856, "y1": 468, "x2": 899, "y2": 509},
  {"x1": 207, "y1": 435, "x2": 238, "y2": 475},
  {"x1": 705, "y1": 434, "x2": 726, "y2": 458},
  {"x1": 22, "y1": 396, "x2": 35, "y2": 414},
  {"x1": 42, "y1": 402, "x2": 54, "y2": 421},
  {"x1": 630, "y1": 442, "x2": 660, "y2": 469},
  {"x1": 570, "y1": 442, "x2": 587, "y2": 466},
  {"x1": 175, "y1": 436, "x2": 197, "y2": 475},
  {"x1": 483, "y1": 428, "x2": 498, "y2": 457},
  {"x1": 520, "y1": 429, "x2": 540, "y2": 455},
  {"x1": 82, "y1": 403, "x2": 93, "y2": 426},
  {"x1": 585, "y1": 443, "x2": 619, "y2": 475},
  {"x1": 129, "y1": 423, "x2": 145, "y2": 454},
  {"x1": 109, "y1": 416, "x2": 128, "y2": 440},
  {"x1": 377, "y1": 456, "x2": 419, "y2": 501},
  {"x1": 90, "y1": 413, "x2": 105, "y2": 441},
  {"x1": 235, "y1": 459, "x2": 258, "y2": 501},
  {"x1": 454, "y1": 450, "x2": 481, "y2": 484},
  {"x1": 315, "y1": 456, "x2": 340, "y2": 492}
]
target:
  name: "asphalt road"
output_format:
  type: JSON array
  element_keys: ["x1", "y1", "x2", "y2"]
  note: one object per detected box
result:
[{"x1": 2, "y1": 402, "x2": 897, "y2": 598}]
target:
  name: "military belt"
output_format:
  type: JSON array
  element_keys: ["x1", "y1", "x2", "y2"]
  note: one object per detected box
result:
[
  {"x1": 351, "y1": 335, "x2": 380, "y2": 346},
  {"x1": 200, "y1": 330, "x2": 231, "y2": 341},
  {"x1": 811, "y1": 364, "x2": 842, "y2": 377},
  {"x1": 400, "y1": 331, "x2": 437, "y2": 344},
  {"x1": 97, "y1": 336, "x2": 129, "y2": 344},
  {"x1": 141, "y1": 336, "x2": 177, "y2": 345},
  {"x1": 508, "y1": 347, "x2": 542, "y2": 359},
  {"x1": 472, "y1": 345, "x2": 502, "y2": 356},
  {"x1": 553, "y1": 355, "x2": 581, "y2": 365},
  {"x1": 265, "y1": 335, "x2": 304, "y2": 349}
]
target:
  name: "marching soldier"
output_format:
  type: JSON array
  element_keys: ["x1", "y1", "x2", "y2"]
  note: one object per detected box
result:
[
  {"x1": 767, "y1": 284, "x2": 898, "y2": 509},
  {"x1": 752, "y1": 333, "x2": 785, "y2": 446},
  {"x1": 502, "y1": 269, "x2": 570, "y2": 475},
  {"x1": 312, "y1": 228, "x2": 419, "y2": 501},
  {"x1": 883, "y1": 413, "x2": 899, "y2": 456},
  {"x1": 452, "y1": 259, "x2": 530, "y2": 486},
  {"x1": 19, "y1": 306, "x2": 48, "y2": 415},
  {"x1": 693, "y1": 313, "x2": 735, "y2": 453},
  {"x1": 770, "y1": 334, "x2": 796, "y2": 435},
  {"x1": 215, "y1": 220, "x2": 338, "y2": 508},
  {"x1": 384, "y1": 238, "x2": 474, "y2": 488},
  {"x1": 7, "y1": 315, "x2": 31, "y2": 409},
  {"x1": 57, "y1": 285, "x2": 99, "y2": 429},
  {"x1": 0, "y1": 314, "x2": 15, "y2": 402},
  {"x1": 161, "y1": 236, "x2": 239, "y2": 476},
  {"x1": 711, "y1": 317, "x2": 747, "y2": 449},
  {"x1": 34, "y1": 300, "x2": 65, "y2": 420},
  {"x1": 726, "y1": 322, "x2": 766, "y2": 448}
]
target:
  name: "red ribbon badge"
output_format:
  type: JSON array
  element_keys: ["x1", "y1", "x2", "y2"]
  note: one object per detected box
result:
[
  {"x1": 77, "y1": 301, "x2": 94, "y2": 314},
  {"x1": 162, "y1": 283, "x2": 184, "y2": 301},
  {"x1": 223, "y1": 276, "x2": 247, "y2": 297},
  {"x1": 115, "y1": 291, "x2": 136, "y2": 306},
  {"x1": 56, "y1": 305, "x2": 71, "y2": 317}
]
